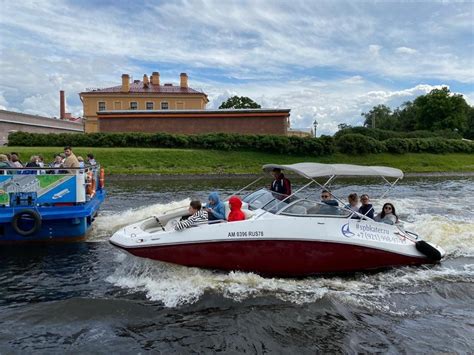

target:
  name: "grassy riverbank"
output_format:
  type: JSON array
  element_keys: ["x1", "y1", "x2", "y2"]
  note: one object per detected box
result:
[{"x1": 3, "y1": 147, "x2": 474, "y2": 175}]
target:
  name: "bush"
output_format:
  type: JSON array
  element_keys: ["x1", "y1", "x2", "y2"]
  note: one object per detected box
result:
[
  {"x1": 336, "y1": 134, "x2": 386, "y2": 155},
  {"x1": 8, "y1": 131, "x2": 335, "y2": 156},
  {"x1": 334, "y1": 127, "x2": 462, "y2": 140}
]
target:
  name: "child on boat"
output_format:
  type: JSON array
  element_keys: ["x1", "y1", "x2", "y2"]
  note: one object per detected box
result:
[{"x1": 175, "y1": 200, "x2": 208, "y2": 231}]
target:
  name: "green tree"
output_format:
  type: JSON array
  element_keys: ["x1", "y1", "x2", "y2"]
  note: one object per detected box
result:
[
  {"x1": 465, "y1": 106, "x2": 474, "y2": 140},
  {"x1": 219, "y1": 96, "x2": 261, "y2": 109},
  {"x1": 362, "y1": 104, "x2": 393, "y2": 129},
  {"x1": 413, "y1": 87, "x2": 470, "y2": 134},
  {"x1": 337, "y1": 123, "x2": 351, "y2": 131},
  {"x1": 393, "y1": 101, "x2": 417, "y2": 131}
]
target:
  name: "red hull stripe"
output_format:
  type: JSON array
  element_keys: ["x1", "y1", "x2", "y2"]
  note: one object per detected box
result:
[{"x1": 111, "y1": 240, "x2": 431, "y2": 276}]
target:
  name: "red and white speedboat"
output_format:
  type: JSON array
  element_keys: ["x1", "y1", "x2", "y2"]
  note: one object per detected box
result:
[{"x1": 110, "y1": 163, "x2": 445, "y2": 276}]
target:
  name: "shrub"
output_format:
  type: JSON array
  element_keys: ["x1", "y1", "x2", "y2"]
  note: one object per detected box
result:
[{"x1": 336, "y1": 134, "x2": 386, "y2": 155}]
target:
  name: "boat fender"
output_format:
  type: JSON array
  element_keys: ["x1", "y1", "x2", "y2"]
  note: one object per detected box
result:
[
  {"x1": 99, "y1": 168, "x2": 105, "y2": 189},
  {"x1": 415, "y1": 240, "x2": 442, "y2": 261},
  {"x1": 12, "y1": 209, "x2": 42, "y2": 236},
  {"x1": 86, "y1": 171, "x2": 96, "y2": 198}
]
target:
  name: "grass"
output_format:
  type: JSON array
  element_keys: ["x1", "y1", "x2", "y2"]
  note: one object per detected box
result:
[{"x1": 3, "y1": 147, "x2": 474, "y2": 175}]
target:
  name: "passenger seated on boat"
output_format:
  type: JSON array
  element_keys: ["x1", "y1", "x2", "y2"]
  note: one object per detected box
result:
[
  {"x1": 321, "y1": 190, "x2": 338, "y2": 206},
  {"x1": 205, "y1": 192, "x2": 225, "y2": 221},
  {"x1": 224, "y1": 200, "x2": 254, "y2": 220},
  {"x1": 174, "y1": 200, "x2": 208, "y2": 231},
  {"x1": 9, "y1": 153, "x2": 23, "y2": 169},
  {"x1": 358, "y1": 194, "x2": 374, "y2": 219},
  {"x1": 21, "y1": 156, "x2": 40, "y2": 175},
  {"x1": 374, "y1": 203, "x2": 399, "y2": 225},
  {"x1": 227, "y1": 196, "x2": 246, "y2": 222},
  {"x1": 0, "y1": 154, "x2": 10, "y2": 174},
  {"x1": 345, "y1": 193, "x2": 359, "y2": 212},
  {"x1": 48, "y1": 154, "x2": 64, "y2": 174}
]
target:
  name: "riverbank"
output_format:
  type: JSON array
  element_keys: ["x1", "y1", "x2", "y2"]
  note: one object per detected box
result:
[{"x1": 3, "y1": 147, "x2": 474, "y2": 175}]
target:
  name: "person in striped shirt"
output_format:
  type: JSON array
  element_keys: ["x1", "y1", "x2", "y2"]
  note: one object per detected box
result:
[{"x1": 174, "y1": 200, "x2": 208, "y2": 231}]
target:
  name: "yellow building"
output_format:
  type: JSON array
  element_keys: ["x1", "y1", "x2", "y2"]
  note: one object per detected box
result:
[{"x1": 79, "y1": 72, "x2": 208, "y2": 132}]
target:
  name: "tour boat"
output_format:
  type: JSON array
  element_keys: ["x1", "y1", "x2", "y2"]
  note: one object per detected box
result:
[
  {"x1": 0, "y1": 166, "x2": 106, "y2": 243},
  {"x1": 110, "y1": 163, "x2": 445, "y2": 276}
]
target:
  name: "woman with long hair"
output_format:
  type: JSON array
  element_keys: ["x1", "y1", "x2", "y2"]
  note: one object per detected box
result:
[{"x1": 375, "y1": 202, "x2": 399, "y2": 225}]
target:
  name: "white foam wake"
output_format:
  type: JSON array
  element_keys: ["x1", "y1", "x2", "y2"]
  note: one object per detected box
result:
[
  {"x1": 106, "y1": 251, "x2": 473, "y2": 311},
  {"x1": 89, "y1": 199, "x2": 190, "y2": 241}
]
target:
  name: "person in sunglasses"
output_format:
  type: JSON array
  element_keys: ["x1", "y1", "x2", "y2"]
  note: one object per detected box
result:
[
  {"x1": 320, "y1": 190, "x2": 338, "y2": 206},
  {"x1": 375, "y1": 202, "x2": 399, "y2": 225},
  {"x1": 358, "y1": 194, "x2": 374, "y2": 219}
]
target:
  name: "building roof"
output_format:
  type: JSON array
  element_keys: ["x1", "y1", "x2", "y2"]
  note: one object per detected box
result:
[
  {"x1": 80, "y1": 82, "x2": 206, "y2": 96},
  {"x1": 98, "y1": 108, "x2": 290, "y2": 115}
]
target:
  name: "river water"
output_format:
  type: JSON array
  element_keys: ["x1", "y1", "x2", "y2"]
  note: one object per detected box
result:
[{"x1": 0, "y1": 177, "x2": 473, "y2": 353}]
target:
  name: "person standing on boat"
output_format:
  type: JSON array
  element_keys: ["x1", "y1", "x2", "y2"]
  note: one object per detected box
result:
[
  {"x1": 175, "y1": 200, "x2": 208, "y2": 231},
  {"x1": 358, "y1": 194, "x2": 374, "y2": 219},
  {"x1": 270, "y1": 168, "x2": 292, "y2": 198},
  {"x1": 205, "y1": 192, "x2": 225, "y2": 221},
  {"x1": 63, "y1": 146, "x2": 80, "y2": 173},
  {"x1": 375, "y1": 203, "x2": 399, "y2": 225}
]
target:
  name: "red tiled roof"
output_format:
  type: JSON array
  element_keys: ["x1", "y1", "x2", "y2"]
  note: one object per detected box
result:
[{"x1": 81, "y1": 82, "x2": 206, "y2": 96}]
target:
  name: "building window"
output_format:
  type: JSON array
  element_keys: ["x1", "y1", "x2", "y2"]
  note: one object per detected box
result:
[
  {"x1": 130, "y1": 102, "x2": 138, "y2": 110},
  {"x1": 146, "y1": 102, "x2": 154, "y2": 110},
  {"x1": 161, "y1": 102, "x2": 169, "y2": 110},
  {"x1": 98, "y1": 101, "x2": 106, "y2": 111}
]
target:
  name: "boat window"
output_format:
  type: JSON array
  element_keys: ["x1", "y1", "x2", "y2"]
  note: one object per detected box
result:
[
  {"x1": 280, "y1": 200, "x2": 351, "y2": 217},
  {"x1": 244, "y1": 189, "x2": 277, "y2": 210}
]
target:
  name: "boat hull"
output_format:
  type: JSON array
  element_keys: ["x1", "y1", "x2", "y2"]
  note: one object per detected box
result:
[
  {"x1": 111, "y1": 239, "x2": 432, "y2": 276},
  {"x1": 0, "y1": 189, "x2": 106, "y2": 243}
]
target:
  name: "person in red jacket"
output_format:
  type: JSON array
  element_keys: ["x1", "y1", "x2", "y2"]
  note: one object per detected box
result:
[{"x1": 228, "y1": 196, "x2": 246, "y2": 222}]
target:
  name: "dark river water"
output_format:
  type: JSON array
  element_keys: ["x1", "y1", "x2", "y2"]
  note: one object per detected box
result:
[{"x1": 0, "y1": 177, "x2": 473, "y2": 353}]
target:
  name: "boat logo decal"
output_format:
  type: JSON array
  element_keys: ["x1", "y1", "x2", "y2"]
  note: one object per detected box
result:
[{"x1": 341, "y1": 223, "x2": 355, "y2": 238}]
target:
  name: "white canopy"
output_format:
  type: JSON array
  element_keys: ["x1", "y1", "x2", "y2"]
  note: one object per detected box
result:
[{"x1": 262, "y1": 163, "x2": 403, "y2": 179}]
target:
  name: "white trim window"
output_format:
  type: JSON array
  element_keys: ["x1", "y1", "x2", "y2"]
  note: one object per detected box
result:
[
  {"x1": 161, "y1": 102, "x2": 169, "y2": 110},
  {"x1": 98, "y1": 101, "x2": 106, "y2": 111},
  {"x1": 130, "y1": 102, "x2": 138, "y2": 110},
  {"x1": 146, "y1": 102, "x2": 154, "y2": 110}
]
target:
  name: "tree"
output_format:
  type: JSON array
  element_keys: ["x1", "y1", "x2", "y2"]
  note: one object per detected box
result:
[
  {"x1": 219, "y1": 96, "x2": 261, "y2": 109},
  {"x1": 362, "y1": 104, "x2": 393, "y2": 129},
  {"x1": 337, "y1": 123, "x2": 351, "y2": 130},
  {"x1": 413, "y1": 87, "x2": 470, "y2": 134}
]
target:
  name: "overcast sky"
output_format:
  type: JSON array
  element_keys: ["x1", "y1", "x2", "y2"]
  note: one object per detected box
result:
[{"x1": 0, "y1": 0, "x2": 473, "y2": 135}]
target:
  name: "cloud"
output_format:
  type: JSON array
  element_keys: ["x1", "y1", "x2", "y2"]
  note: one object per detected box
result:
[
  {"x1": 395, "y1": 47, "x2": 418, "y2": 55},
  {"x1": 0, "y1": 0, "x2": 472, "y2": 135}
]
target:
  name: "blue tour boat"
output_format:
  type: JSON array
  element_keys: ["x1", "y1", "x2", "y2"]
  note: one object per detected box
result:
[{"x1": 0, "y1": 166, "x2": 106, "y2": 243}]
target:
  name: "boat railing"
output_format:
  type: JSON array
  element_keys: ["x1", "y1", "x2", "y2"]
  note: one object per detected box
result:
[{"x1": 0, "y1": 165, "x2": 103, "y2": 207}]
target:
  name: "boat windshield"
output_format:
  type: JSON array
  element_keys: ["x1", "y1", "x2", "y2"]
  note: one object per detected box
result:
[
  {"x1": 243, "y1": 189, "x2": 351, "y2": 217},
  {"x1": 243, "y1": 188, "x2": 291, "y2": 211},
  {"x1": 279, "y1": 199, "x2": 351, "y2": 217}
]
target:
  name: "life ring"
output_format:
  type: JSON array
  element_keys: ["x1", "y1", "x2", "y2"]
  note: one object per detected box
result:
[
  {"x1": 86, "y1": 171, "x2": 96, "y2": 198},
  {"x1": 12, "y1": 209, "x2": 42, "y2": 236},
  {"x1": 99, "y1": 168, "x2": 105, "y2": 189}
]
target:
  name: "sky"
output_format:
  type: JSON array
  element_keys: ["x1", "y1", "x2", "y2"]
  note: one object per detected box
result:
[{"x1": 0, "y1": 0, "x2": 473, "y2": 136}]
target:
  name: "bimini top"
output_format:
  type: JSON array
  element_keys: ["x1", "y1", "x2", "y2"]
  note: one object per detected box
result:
[{"x1": 262, "y1": 163, "x2": 403, "y2": 179}]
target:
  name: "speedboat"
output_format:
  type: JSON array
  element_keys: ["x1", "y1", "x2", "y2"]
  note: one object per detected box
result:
[{"x1": 110, "y1": 163, "x2": 445, "y2": 276}]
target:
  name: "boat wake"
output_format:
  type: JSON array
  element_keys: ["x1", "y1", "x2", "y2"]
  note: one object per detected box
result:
[
  {"x1": 89, "y1": 199, "x2": 190, "y2": 241},
  {"x1": 105, "y1": 251, "x2": 473, "y2": 311}
]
